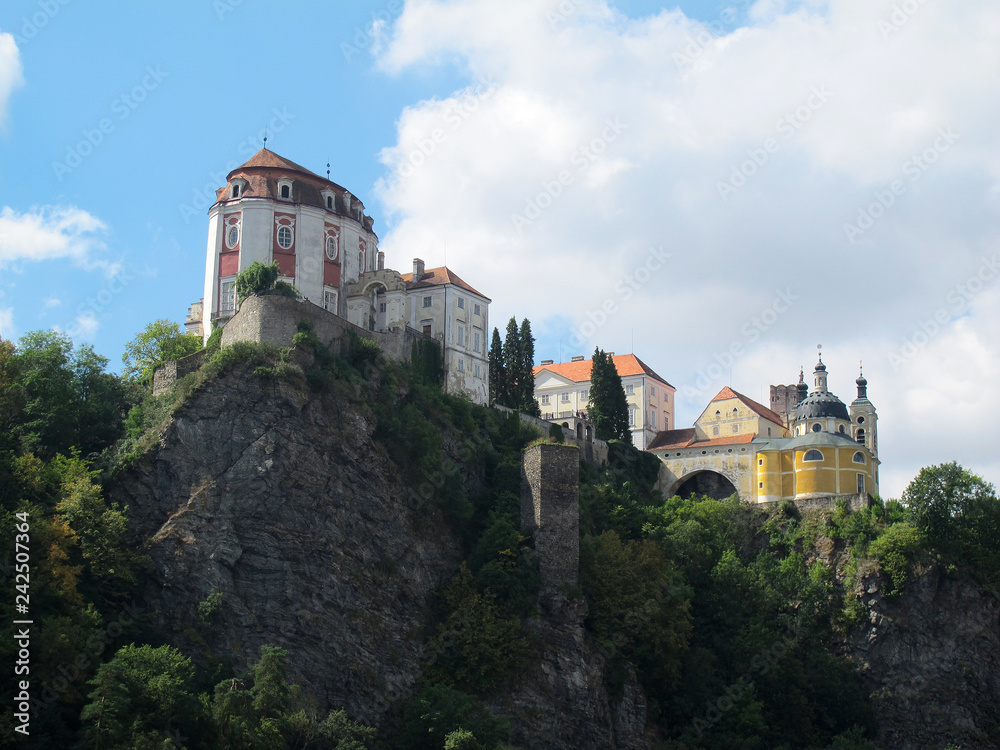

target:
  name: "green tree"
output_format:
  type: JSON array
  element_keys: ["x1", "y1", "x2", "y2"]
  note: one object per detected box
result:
[
  {"x1": 501, "y1": 317, "x2": 520, "y2": 409},
  {"x1": 77, "y1": 644, "x2": 198, "y2": 749},
  {"x1": 317, "y1": 709, "x2": 377, "y2": 750},
  {"x1": 426, "y1": 564, "x2": 529, "y2": 694},
  {"x1": 121, "y1": 319, "x2": 202, "y2": 383},
  {"x1": 236, "y1": 260, "x2": 280, "y2": 303},
  {"x1": 235, "y1": 260, "x2": 301, "y2": 305},
  {"x1": 488, "y1": 328, "x2": 506, "y2": 406},
  {"x1": 517, "y1": 318, "x2": 540, "y2": 416},
  {"x1": 9, "y1": 331, "x2": 78, "y2": 457},
  {"x1": 902, "y1": 462, "x2": 1000, "y2": 573},
  {"x1": 588, "y1": 348, "x2": 630, "y2": 442}
]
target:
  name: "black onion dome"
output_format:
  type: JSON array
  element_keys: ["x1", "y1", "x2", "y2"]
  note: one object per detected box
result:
[{"x1": 795, "y1": 391, "x2": 849, "y2": 420}]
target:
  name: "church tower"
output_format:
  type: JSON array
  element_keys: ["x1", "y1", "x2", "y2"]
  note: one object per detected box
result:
[{"x1": 849, "y1": 366, "x2": 878, "y2": 457}]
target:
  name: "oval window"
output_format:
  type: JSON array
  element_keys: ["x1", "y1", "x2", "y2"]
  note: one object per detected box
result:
[
  {"x1": 226, "y1": 225, "x2": 239, "y2": 249},
  {"x1": 277, "y1": 226, "x2": 293, "y2": 249},
  {"x1": 326, "y1": 235, "x2": 338, "y2": 260},
  {"x1": 811, "y1": 423, "x2": 822, "y2": 433}
]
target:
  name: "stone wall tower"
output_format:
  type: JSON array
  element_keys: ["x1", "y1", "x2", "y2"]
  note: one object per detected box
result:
[{"x1": 521, "y1": 444, "x2": 580, "y2": 591}]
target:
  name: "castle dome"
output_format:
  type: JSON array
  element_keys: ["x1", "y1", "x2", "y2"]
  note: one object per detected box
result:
[{"x1": 795, "y1": 391, "x2": 850, "y2": 421}]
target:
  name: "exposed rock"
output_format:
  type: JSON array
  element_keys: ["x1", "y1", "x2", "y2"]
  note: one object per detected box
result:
[
  {"x1": 114, "y1": 366, "x2": 464, "y2": 727},
  {"x1": 847, "y1": 566, "x2": 1000, "y2": 750}
]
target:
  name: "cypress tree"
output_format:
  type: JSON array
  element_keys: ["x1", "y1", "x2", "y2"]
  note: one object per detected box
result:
[
  {"x1": 518, "y1": 318, "x2": 540, "y2": 416},
  {"x1": 502, "y1": 317, "x2": 521, "y2": 409},
  {"x1": 489, "y1": 328, "x2": 505, "y2": 405},
  {"x1": 589, "y1": 348, "x2": 631, "y2": 442}
]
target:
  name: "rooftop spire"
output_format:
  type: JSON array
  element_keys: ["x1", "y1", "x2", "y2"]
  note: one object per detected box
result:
[
  {"x1": 813, "y1": 346, "x2": 829, "y2": 392},
  {"x1": 856, "y1": 361, "x2": 868, "y2": 399}
]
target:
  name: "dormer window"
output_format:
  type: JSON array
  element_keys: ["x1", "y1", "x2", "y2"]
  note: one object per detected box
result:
[
  {"x1": 321, "y1": 190, "x2": 336, "y2": 211},
  {"x1": 229, "y1": 178, "x2": 248, "y2": 199},
  {"x1": 277, "y1": 179, "x2": 293, "y2": 201}
]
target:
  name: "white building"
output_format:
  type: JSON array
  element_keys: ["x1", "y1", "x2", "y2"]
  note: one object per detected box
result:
[
  {"x1": 533, "y1": 354, "x2": 676, "y2": 448},
  {"x1": 401, "y1": 260, "x2": 491, "y2": 404},
  {"x1": 198, "y1": 148, "x2": 380, "y2": 338},
  {"x1": 191, "y1": 148, "x2": 491, "y2": 403}
]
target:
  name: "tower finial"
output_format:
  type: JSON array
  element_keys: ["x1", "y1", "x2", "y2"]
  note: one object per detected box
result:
[
  {"x1": 263, "y1": 127, "x2": 268, "y2": 149},
  {"x1": 327, "y1": 161, "x2": 331, "y2": 180}
]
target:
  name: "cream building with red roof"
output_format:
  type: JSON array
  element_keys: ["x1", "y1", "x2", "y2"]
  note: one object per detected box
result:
[{"x1": 533, "y1": 354, "x2": 675, "y2": 449}]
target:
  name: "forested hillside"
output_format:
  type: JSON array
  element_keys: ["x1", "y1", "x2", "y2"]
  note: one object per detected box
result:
[{"x1": 1, "y1": 327, "x2": 998, "y2": 749}]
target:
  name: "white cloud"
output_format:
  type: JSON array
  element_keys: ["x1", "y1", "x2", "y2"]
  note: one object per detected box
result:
[
  {"x1": 0, "y1": 205, "x2": 114, "y2": 274},
  {"x1": 68, "y1": 312, "x2": 99, "y2": 340},
  {"x1": 373, "y1": 0, "x2": 1000, "y2": 497},
  {"x1": 0, "y1": 307, "x2": 12, "y2": 339},
  {"x1": 0, "y1": 32, "x2": 24, "y2": 124}
]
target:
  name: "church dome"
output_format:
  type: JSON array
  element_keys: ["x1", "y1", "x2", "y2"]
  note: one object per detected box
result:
[{"x1": 795, "y1": 391, "x2": 849, "y2": 420}]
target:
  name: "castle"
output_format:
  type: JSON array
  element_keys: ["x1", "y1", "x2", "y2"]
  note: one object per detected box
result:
[
  {"x1": 186, "y1": 148, "x2": 490, "y2": 404},
  {"x1": 181, "y1": 148, "x2": 880, "y2": 506},
  {"x1": 647, "y1": 353, "x2": 879, "y2": 507}
]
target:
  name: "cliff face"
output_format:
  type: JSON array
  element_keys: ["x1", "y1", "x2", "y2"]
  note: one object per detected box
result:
[
  {"x1": 848, "y1": 566, "x2": 1000, "y2": 750},
  {"x1": 113, "y1": 363, "x2": 653, "y2": 747},
  {"x1": 115, "y1": 366, "x2": 463, "y2": 726}
]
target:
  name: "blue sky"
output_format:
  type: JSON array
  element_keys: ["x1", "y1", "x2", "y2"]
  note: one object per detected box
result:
[{"x1": 2, "y1": 0, "x2": 999, "y2": 497}]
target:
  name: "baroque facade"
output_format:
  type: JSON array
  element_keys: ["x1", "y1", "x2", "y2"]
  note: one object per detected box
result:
[
  {"x1": 648, "y1": 354, "x2": 879, "y2": 505},
  {"x1": 188, "y1": 148, "x2": 490, "y2": 404}
]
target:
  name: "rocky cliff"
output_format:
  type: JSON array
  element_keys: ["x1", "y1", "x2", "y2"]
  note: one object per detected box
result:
[
  {"x1": 112, "y1": 360, "x2": 655, "y2": 747},
  {"x1": 848, "y1": 565, "x2": 1000, "y2": 750}
]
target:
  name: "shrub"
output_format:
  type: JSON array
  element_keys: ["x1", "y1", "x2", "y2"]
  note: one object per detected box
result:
[
  {"x1": 868, "y1": 522, "x2": 923, "y2": 594},
  {"x1": 400, "y1": 684, "x2": 508, "y2": 750}
]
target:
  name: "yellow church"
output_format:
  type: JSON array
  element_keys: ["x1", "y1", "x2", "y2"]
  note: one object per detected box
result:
[{"x1": 647, "y1": 353, "x2": 879, "y2": 507}]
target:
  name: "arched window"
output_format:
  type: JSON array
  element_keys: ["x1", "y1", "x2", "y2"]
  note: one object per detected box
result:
[
  {"x1": 280, "y1": 184, "x2": 290, "y2": 199},
  {"x1": 838, "y1": 425, "x2": 846, "y2": 434},
  {"x1": 853, "y1": 452, "x2": 866, "y2": 463},
  {"x1": 231, "y1": 184, "x2": 240, "y2": 198},
  {"x1": 856, "y1": 429, "x2": 866, "y2": 445},
  {"x1": 327, "y1": 196, "x2": 333, "y2": 209},
  {"x1": 803, "y1": 449, "x2": 824, "y2": 462}
]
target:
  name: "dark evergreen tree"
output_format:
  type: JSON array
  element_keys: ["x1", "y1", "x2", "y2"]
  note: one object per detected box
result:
[
  {"x1": 517, "y1": 318, "x2": 540, "y2": 416},
  {"x1": 488, "y1": 328, "x2": 505, "y2": 406},
  {"x1": 589, "y1": 348, "x2": 631, "y2": 442},
  {"x1": 502, "y1": 317, "x2": 521, "y2": 409}
]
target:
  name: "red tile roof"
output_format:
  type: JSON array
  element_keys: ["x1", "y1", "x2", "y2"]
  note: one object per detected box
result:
[
  {"x1": 401, "y1": 266, "x2": 490, "y2": 300},
  {"x1": 533, "y1": 354, "x2": 674, "y2": 388},
  {"x1": 648, "y1": 431, "x2": 757, "y2": 450},
  {"x1": 647, "y1": 428, "x2": 696, "y2": 449},
  {"x1": 232, "y1": 148, "x2": 324, "y2": 178},
  {"x1": 711, "y1": 386, "x2": 785, "y2": 426}
]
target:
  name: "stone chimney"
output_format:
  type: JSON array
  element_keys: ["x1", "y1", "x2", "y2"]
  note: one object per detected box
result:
[
  {"x1": 412, "y1": 258, "x2": 425, "y2": 280},
  {"x1": 377, "y1": 251, "x2": 385, "y2": 271}
]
